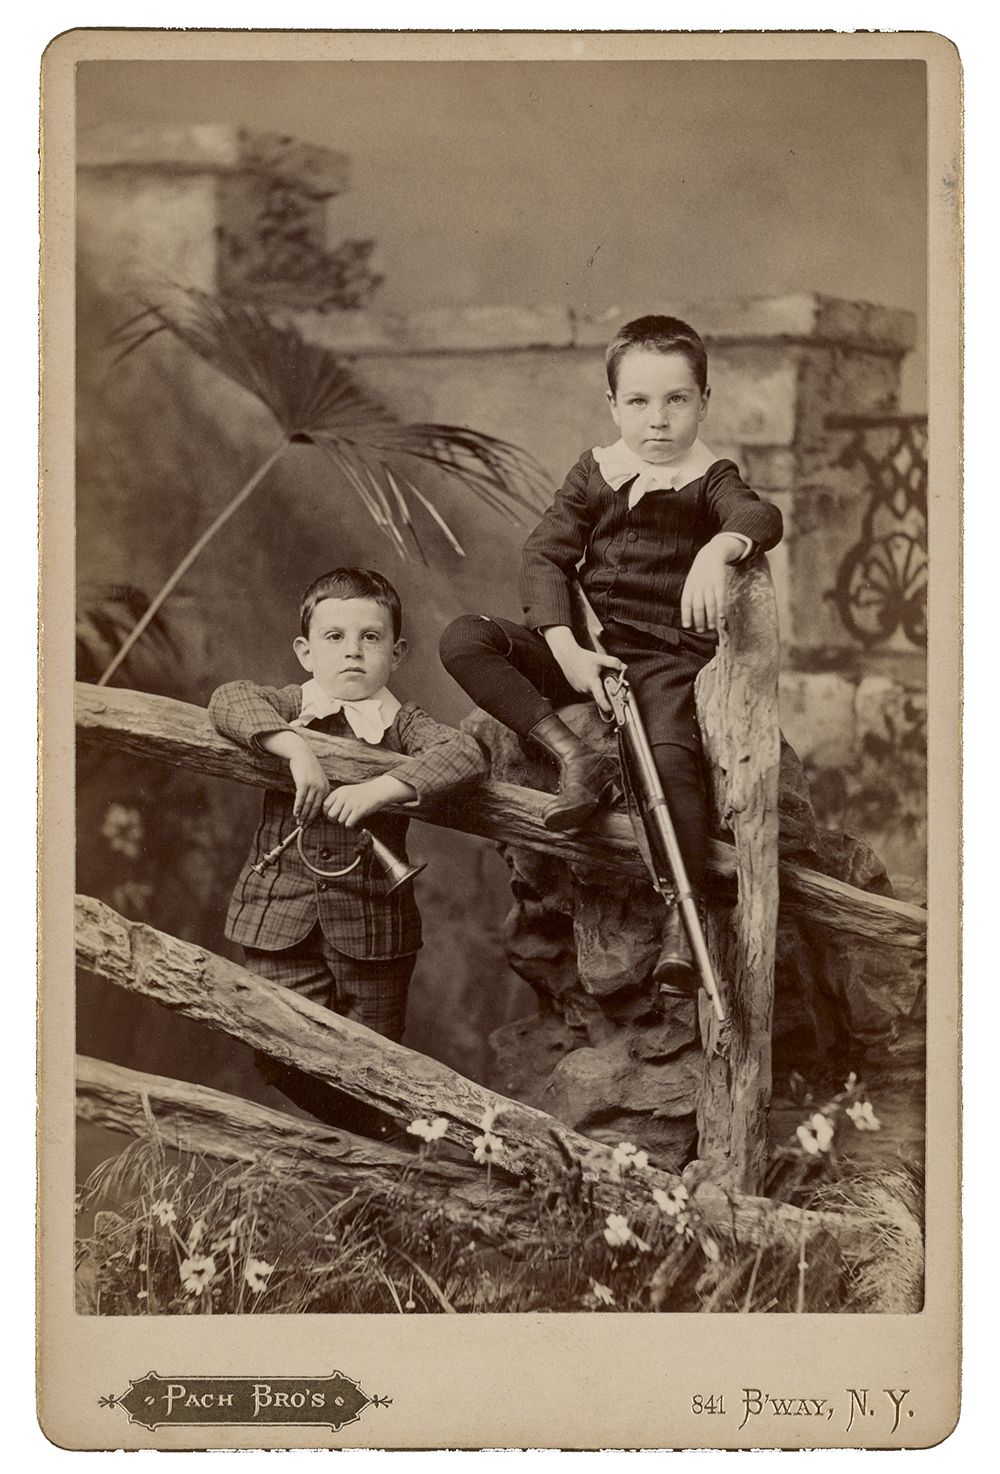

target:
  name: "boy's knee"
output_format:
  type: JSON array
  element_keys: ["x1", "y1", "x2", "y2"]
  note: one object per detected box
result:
[
  {"x1": 650, "y1": 742, "x2": 702, "y2": 787},
  {"x1": 439, "y1": 613, "x2": 504, "y2": 668}
]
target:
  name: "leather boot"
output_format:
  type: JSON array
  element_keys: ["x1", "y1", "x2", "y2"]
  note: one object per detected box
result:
[
  {"x1": 653, "y1": 896, "x2": 698, "y2": 998},
  {"x1": 527, "y1": 713, "x2": 619, "y2": 831}
]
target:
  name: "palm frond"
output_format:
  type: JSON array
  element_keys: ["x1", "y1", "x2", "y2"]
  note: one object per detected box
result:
[
  {"x1": 383, "y1": 466, "x2": 429, "y2": 566},
  {"x1": 109, "y1": 288, "x2": 551, "y2": 528},
  {"x1": 98, "y1": 287, "x2": 553, "y2": 683},
  {"x1": 398, "y1": 475, "x2": 465, "y2": 557},
  {"x1": 77, "y1": 585, "x2": 182, "y2": 688},
  {"x1": 95, "y1": 441, "x2": 289, "y2": 687}
]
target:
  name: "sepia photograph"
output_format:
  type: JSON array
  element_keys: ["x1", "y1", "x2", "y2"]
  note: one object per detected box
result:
[{"x1": 39, "y1": 27, "x2": 960, "y2": 1449}]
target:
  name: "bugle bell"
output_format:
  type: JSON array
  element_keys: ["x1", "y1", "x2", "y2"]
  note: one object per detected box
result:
[
  {"x1": 366, "y1": 832, "x2": 426, "y2": 893},
  {"x1": 251, "y1": 822, "x2": 425, "y2": 893}
]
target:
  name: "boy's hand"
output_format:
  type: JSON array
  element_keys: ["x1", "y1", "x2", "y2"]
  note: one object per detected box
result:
[
  {"x1": 287, "y1": 746, "x2": 331, "y2": 827},
  {"x1": 550, "y1": 640, "x2": 626, "y2": 715},
  {"x1": 681, "y1": 534, "x2": 746, "y2": 633},
  {"x1": 323, "y1": 775, "x2": 417, "y2": 829},
  {"x1": 256, "y1": 729, "x2": 330, "y2": 826}
]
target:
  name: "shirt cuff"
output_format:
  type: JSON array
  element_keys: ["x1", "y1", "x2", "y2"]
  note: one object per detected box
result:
[{"x1": 729, "y1": 533, "x2": 755, "y2": 562}]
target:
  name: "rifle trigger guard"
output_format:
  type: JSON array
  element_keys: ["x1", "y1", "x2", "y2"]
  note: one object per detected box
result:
[{"x1": 602, "y1": 670, "x2": 630, "y2": 728}]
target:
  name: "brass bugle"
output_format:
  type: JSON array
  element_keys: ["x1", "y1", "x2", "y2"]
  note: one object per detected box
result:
[
  {"x1": 251, "y1": 824, "x2": 425, "y2": 893},
  {"x1": 366, "y1": 833, "x2": 427, "y2": 894}
]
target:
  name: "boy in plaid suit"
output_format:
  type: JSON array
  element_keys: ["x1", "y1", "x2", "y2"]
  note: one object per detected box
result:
[{"x1": 210, "y1": 568, "x2": 486, "y2": 1126}]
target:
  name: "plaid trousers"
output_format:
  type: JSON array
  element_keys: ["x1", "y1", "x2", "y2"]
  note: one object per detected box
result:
[
  {"x1": 243, "y1": 927, "x2": 415, "y2": 1132},
  {"x1": 244, "y1": 925, "x2": 415, "y2": 1040}
]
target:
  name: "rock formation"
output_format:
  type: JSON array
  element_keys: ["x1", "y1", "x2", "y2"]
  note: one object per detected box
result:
[{"x1": 473, "y1": 705, "x2": 922, "y2": 1174}]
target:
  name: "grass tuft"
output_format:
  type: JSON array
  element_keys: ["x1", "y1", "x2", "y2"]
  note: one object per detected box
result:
[{"x1": 76, "y1": 1078, "x2": 922, "y2": 1316}]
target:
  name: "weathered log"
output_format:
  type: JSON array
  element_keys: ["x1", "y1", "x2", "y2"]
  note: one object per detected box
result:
[
  {"x1": 75, "y1": 895, "x2": 877, "y2": 1256},
  {"x1": 75, "y1": 1054, "x2": 529, "y2": 1245},
  {"x1": 75, "y1": 682, "x2": 926, "y2": 948},
  {"x1": 695, "y1": 560, "x2": 781, "y2": 1192}
]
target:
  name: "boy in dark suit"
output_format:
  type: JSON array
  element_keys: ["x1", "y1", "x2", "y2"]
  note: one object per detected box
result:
[
  {"x1": 440, "y1": 316, "x2": 783, "y2": 996},
  {"x1": 210, "y1": 568, "x2": 486, "y2": 1122}
]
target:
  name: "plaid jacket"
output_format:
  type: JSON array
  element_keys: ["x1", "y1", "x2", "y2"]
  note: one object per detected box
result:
[
  {"x1": 521, "y1": 452, "x2": 783, "y2": 643},
  {"x1": 210, "y1": 681, "x2": 487, "y2": 959}
]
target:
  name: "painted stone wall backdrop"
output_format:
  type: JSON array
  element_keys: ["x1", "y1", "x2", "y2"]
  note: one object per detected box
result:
[
  {"x1": 75, "y1": 125, "x2": 926, "y2": 1106},
  {"x1": 294, "y1": 300, "x2": 926, "y2": 890}
]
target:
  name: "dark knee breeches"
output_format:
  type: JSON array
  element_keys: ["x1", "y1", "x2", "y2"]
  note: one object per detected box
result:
[
  {"x1": 439, "y1": 614, "x2": 576, "y2": 735},
  {"x1": 439, "y1": 613, "x2": 710, "y2": 889},
  {"x1": 645, "y1": 742, "x2": 708, "y2": 889}
]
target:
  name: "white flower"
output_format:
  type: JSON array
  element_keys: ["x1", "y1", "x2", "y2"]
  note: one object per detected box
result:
[
  {"x1": 796, "y1": 1124, "x2": 820, "y2": 1156},
  {"x1": 150, "y1": 1198, "x2": 176, "y2": 1227},
  {"x1": 137, "y1": 1290, "x2": 148, "y2": 1300},
  {"x1": 844, "y1": 1071, "x2": 859, "y2": 1092},
  {"x1": 652, "y1": 1185, "x2": 695, "y2": 1237},
  {"x1": 109, "y1": 881, "x2": 154, "y2": 917},
  {"x1": 405, "y1": 1298, "x2": 416, "y2": 1310},
  {"x1": 407, "y1": 1116, "x2": 449, "y2": 1143},
  {"x1": 210, "y1": 1213, "x2": 247, "y2": 1256},
  {"x1": 472, "y1": 1131, "x2": 502, "y2": 1165},
  {"x1": 101, "y1": 803, "x2": 144, "y2": 860},
  {"x1": 479, "y1": 1103, "x2": 502, "y2": 1133},
  {"x1": 813, "y1": 1113, "x2": 835, "y2": 1149},
  {"x1": 700, "y1": 1235, "x2": 720, "y2": 1263},
  {"x1": 588, "y1": 1279, "x2": 615, "y2": 1307},
  {"x1": 244, "y1": 1257, "x2": 275, "y2": 1295},
  {"x1": 603, "y1": 1213, "x2": 633, "y2": 1248},
  {"x1": 796, "y1": 1112, "x2": 835, "y2": 1156},
  {"x1": 603, "y1": 1213, "x2": 650, "y2": 1252},
  {"x1": 652, "y1": 1184, "x2": 689, "y2": 1216},
  {"x1": 847, "y1": 1100, "x2": 881, "y2": 1132},
  {"x1": 179, "y1": 1254, "x2": 217, "y2": 1296},
  {"x1": 611, "y1": 1141, "x2": 650, "y2": 1173}
]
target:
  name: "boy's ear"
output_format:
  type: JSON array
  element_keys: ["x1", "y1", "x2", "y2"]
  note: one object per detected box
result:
[
  {"x1": 698, "y1": 385, "x2": 711, "y2": 420},
  {"x1": 293, "y1": 635, "x2": 313, "y2": 672},
  {"x1": 391, "y1": 637, "x2": 408, "y2": 669},
  {"x1": 607, "y1": 388, "x2": 621, "y2": 428}
]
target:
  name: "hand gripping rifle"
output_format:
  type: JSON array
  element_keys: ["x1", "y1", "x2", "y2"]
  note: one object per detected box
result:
[{"x1": 570, "y1": 583, "x2": 727, "y2": 1023}]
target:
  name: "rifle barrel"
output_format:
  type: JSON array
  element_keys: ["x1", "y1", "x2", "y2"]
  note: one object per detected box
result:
[
  {"x1": 570, "y1": 582, "x2": 726, "y2": 1022},
  {"x1": 610, "y1": 677, "x2": 727, "y2": 1023}
]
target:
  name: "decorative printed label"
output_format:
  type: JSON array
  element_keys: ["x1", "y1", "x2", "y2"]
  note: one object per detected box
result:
[{"x1": 100, "y1": 1371, "x2": 391, "y2": 1431}]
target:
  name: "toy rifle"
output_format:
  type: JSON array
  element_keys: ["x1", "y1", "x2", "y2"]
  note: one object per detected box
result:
[{"x1": 570, "y1": 582, "x2": 727, "y2": 1023}]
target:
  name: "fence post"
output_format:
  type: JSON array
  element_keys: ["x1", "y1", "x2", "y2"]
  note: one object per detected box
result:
[{"x1": 694, "y1": 559, "x2": 781, "y2": 1193}]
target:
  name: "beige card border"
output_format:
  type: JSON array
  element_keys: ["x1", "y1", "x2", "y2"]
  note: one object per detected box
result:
[{"x1": 39, "y1": 28, "x2": 961, "y2": 1451}]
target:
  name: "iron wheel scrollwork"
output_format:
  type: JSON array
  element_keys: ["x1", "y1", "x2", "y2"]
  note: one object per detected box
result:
[{"x1": 825, "y1": 415, "x2": 927, "y2": 650}]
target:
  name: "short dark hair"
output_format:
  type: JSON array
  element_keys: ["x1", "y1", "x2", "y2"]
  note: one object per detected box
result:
[
  {"x1": 605, "y1": 315, "x2": 708, "y2": 395},
  {"x1": 299, "y1": 568, "x2": 403, "y2": 640}
]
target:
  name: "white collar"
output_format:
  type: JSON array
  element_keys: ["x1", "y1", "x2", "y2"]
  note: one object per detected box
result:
[
  {"x1": 291, "y1": 678, "x2": 401, "y2": 745},
  {"x1": 593, "y1": 437, "x2": 719, "y2": 510}
]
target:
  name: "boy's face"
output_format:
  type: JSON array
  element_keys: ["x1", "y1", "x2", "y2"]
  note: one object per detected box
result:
[
  {"x1": 293, "y1": 597, "x2": 405, "y2": 701},
  {"x1": 607, "y1": 348, "x2": 710, "y2": 463}
]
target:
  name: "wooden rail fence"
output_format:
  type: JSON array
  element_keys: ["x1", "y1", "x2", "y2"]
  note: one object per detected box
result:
[
  {"x1": 72, "y1": 577, "x2": 922, "y2": 1254},
  {"x1": 76, "y1": 895, "x2": 880, "y2": 1260},
  {"x1": 76, "y1": 682, "x2": 927, "y2": 950}
]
